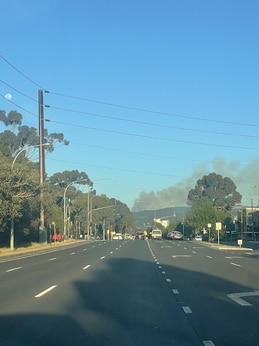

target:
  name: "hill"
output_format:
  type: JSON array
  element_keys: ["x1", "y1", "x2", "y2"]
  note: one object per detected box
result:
[{"x1": 133, "y1": 206, "x2": 190, "y2": 229}]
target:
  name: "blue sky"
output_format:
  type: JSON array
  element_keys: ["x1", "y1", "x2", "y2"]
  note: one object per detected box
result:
[{"x1": 1, "y1": 0, "x2": 259, "y2": 210}]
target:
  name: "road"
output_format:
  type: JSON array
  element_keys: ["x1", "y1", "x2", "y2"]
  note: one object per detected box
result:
[{"x1": 0, "y1": 239, "x2": 259, "y2": 345}]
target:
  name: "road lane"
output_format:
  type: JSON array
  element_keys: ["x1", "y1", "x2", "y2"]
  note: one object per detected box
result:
[
  {"x1": 0, "y1": 240, "x2": 202, "y2": 346},
  {"x1": 148, "y1": 239, "x2": 259, "y2": 346}
]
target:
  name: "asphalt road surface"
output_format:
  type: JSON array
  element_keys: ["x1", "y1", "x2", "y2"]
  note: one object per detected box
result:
[{"x1": 0, "y1": 239, "x2": 259, "y2": 345}]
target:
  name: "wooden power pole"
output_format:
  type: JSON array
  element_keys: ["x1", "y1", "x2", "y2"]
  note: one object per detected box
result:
[{"x1": 38, "y1": 89, "x2": 46, "y2": 242}]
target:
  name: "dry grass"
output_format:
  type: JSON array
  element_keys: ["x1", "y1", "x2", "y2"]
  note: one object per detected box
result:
[{"x1": 0, "y1": 239, "x2": 82, "y2": 257}]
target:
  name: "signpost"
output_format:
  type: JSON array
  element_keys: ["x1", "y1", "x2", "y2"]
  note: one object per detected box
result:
[
  {"x1": 207, "y1": 223, "x2": 211, "y2": 242},
  {"x1": 216, "y1": 222, "x2": 222, "y2": 245}
]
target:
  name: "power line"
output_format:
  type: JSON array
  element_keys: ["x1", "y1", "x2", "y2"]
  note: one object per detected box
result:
[
  {"x1": 47, "y1": 90, "x2": 259, "y2": 129},
  {"x1": 0, "y1": 79, "x2": 38, "y2": 103},
  {"x1": 0, "y1": 54, "x2": 44, "y2": 89},
  {"x1": 0, "y1": 93, "x2": 38, "y2": 118},
  {"x1": 45, "y1": 118, "x2": 259, "y2": 151},
  {"x1": 1, "y1": 54, "x2": 258, "y2": 130},
  {"x1": 46, "y1": 156, "x2": 187, "y2": 178},
  {"x1": 45, "y1": 103, "x2": 259, "y2": 140},
  {"x1": 71, "y1": 141, "x2": 207, "y2": 163}
]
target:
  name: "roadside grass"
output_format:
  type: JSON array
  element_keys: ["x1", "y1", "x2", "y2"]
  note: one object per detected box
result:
[{"x1": 0, "y1": 239, "x2": 83, "y2": 257}]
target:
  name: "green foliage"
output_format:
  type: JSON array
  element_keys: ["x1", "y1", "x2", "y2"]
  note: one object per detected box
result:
[
  {"x1": 0, "y1": 110, "x2": 22, "y2": 128},
  {"x1": 0, "y1": 110, "x2": 69, "y2": 158},
  {"x1": 49, "y1": 170, "x2": 92, "y2": 188},
  {"x1": 0, "y1": 109, "x2": 133, "y2": 247},
  {"x1": 186, "y1": 197, "x2": 229, "y2": 237},
  {"x1": 187, "y1": 172, "x2": 242, "y2": 209}
]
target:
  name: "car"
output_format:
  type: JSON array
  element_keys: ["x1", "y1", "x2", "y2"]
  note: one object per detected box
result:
[
  {"x1": 151, "y1": 229, "x2": 162, "y2": 240},
  {"x1": 174, "y1": 231, "x2": 183, "y2": 240},
  {"x1": 135, "y1": 232, "x2": 144, "y2": 240},
  {"x1": 113, "y1": 233, "x2": 122, "y2": 240},
  {"x1": 195, "y1": 235, "x2": 202, "y2": 241},
  {"x1": 51, "y1": 233, "x2": 64, "y2": 242}
]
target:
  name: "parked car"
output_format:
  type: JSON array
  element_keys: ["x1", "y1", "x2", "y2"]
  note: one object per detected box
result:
[
  {"x1": 51, "y1": 233, "x2": 64, "y2": 242},
  {"x1": 195, "y1": 235, "x2": 202, "y2": 241}
]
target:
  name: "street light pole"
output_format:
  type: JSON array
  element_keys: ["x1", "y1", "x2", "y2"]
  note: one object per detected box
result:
[
  {"x1": 63, "y1": 179, "x2": 90, "y2": 239},
  {"x1": 87, "y1": 185, "x2": 93, "y2": 240},
  {"x1": 86, "y1": 178, "x2": 114, "y2": 240}
]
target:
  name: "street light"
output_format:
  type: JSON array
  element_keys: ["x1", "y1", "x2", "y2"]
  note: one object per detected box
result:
[
  {"x1": 11, "y1": 143, "x2": 50, "y2": 170},
  {"x1": 63, "y1": 178, "x2": 114, "y2": 240},
  {"x1": 10, "y1": 143, "x2": 50, "y2": 251},
  {"x1": 63, "y1": 179, "x2": 90, "y2": 239},
  {"x1": 86, "y1": 178, "x2": 114, "y2": 240}
]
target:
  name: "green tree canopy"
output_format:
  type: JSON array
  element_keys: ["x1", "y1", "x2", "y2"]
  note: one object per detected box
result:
[
  {"x1": 187, "y1": 172, "x2": 241, "y2": 210},
  {"x1": 49, "y1": 170, "x2": 92, "y2": 188},
  {"x1": 0, "y1": 110, "x2": 69, "y2": 158},
  {"x1": 186, "y1": 197, "x2": 228, "y2": 236}
]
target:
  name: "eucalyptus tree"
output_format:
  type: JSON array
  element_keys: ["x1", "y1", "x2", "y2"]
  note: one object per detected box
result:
[
  {"x1": 49, "y1": 170, "x2": 92, "y2": 188},
  {"x1": 0, "y1": 109, "x2": 69, "y2": 158},
  {"x1": 0, "y1": 152, "x2": 40, "y2": 246},
  {"x1": 186, "y1": 196, "x2": 229, "y2": 238},
  {"x1": 187, "y1": 172, "x2": 242, "y2": 210}
]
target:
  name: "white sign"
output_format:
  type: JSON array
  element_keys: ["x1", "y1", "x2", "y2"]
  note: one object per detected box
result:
[{"x1": 216, "y1": 222, "x2": 222, "y2": 230}]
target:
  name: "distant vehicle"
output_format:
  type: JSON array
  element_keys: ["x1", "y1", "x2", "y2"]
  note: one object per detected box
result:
[
  {"x1": 113, "y1": 233, "x2": 122, "y2": 240},
  {"x1": 168, "y1": 231, "x2": 183, "y2": 240},
  {"x1": 195, "y1": 235, "x2": 202, "y2": 241},
  {"x1": 124, "y1": 233, "x2": 131, "y2": 240},
  {"x1": 151, "y1": 229, "x2": 162, "y2": 240},
  {"x1": 51, "y1": 233, "x2": 64, "y2": 242},
  {"x1": 173, "y1": 231, "x2": 183, "y2": 240},
  {"x1": 135, "y1": 232, "x2": 145, "y2": 240}
]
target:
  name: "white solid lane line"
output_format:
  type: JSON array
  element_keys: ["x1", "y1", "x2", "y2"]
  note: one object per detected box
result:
[
  {"x1": 6, "y1": 267, "x2": 22, "y2": 272},
  {"x1": 35, "y1": 285, "x2": 57, "y2": 298}
]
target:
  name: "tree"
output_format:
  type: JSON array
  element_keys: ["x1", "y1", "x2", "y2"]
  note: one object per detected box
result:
[
  {"x1": 0, "y1": 110, "x2": 22, "y2": 129},
  {"x1": 186, "y1": 196, "x2": 230, "y2": 238},
  {"x1": 0, "y1": 152, "x2": 40, "y2": 245},
  {"x1": 187, "y1": 172, "x2": 241, "y2": 210},
  {"x1": 48, "y1": 170, "x2": 92, "y2": 188},
  {"x1": 0, "y1": 110, "x2": 69, "y2": 158}
]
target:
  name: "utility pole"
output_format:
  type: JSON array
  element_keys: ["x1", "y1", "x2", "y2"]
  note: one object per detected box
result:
[{"x1": 38, "y1": 89, "x2": 47, "y2": 243}]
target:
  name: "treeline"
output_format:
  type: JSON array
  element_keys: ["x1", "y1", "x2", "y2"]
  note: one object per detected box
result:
[{"x1": 0, "y1": 110, "x2": 133, "y2": 247}]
